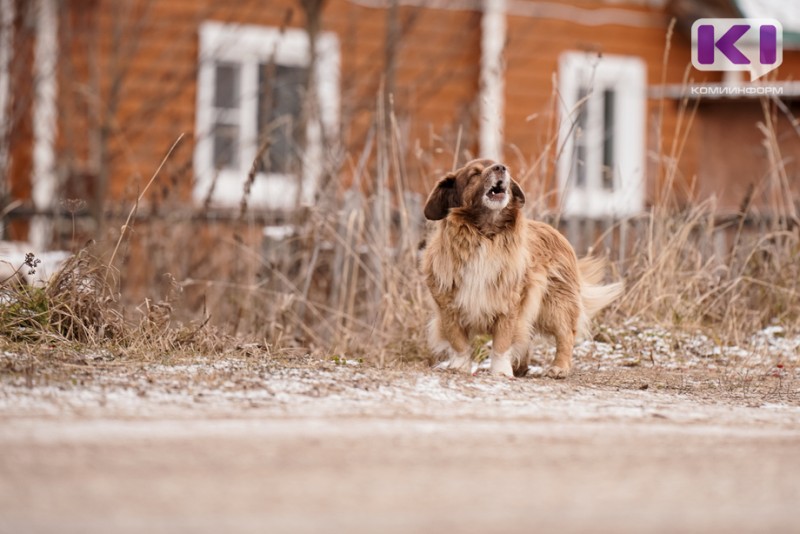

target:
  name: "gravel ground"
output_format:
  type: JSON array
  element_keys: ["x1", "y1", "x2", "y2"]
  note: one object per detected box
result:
[{"x1": 1, "y1": 325, "x2": 799, "y2": 533}]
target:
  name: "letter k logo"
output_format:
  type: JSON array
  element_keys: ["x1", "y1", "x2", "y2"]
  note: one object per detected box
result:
[
  {"x1": 691, "y1": 18, "x2": 783, "y2": 81},
  {"x1": 697, "y1": 24, "x2": 750, "y2": 65}
]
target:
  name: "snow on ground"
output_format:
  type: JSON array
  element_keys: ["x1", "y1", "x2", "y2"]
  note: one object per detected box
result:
[
  {"x1": 576, "y1": 323, "x2": 797, "y2": 371},
  {"x1": 2, "y1": 323, "x2": 798, "y2": 534},
  {"x1": 0, "y1": 323, "x2": 798, "y2": 425},
  {"x1": 468, "y1": 322, "x2": 799, "y2": 376}
]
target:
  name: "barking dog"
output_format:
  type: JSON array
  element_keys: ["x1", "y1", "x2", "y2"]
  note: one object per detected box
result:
[{"x1": 421, "y1": 159, "x2": 622, "y2": 378}]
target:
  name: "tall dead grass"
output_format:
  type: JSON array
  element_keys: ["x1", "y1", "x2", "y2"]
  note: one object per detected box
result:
[
  {"x1": 1, "y1": 82, "x2": 798, "y2": 363},
  {"x1": 615, "y1": 84, "x2": 799, "y2": 343}
]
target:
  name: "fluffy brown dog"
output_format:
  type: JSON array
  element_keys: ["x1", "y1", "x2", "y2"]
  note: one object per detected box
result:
[{"x1": 421, "y1": 159, "x2": 622, "y2": 378}]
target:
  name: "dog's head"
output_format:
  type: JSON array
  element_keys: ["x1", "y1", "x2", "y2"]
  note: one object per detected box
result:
[{"x1": 423, "y1": 159, "x2": 525, "y2": 226}]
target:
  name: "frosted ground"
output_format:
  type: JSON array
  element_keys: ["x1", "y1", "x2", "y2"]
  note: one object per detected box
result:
[
  {"x1": 2, "y1": 322, "x2": 797, "y2": 417},
  {"x1": 1, "y1": 323, "x2": 798, "y2": 533}
]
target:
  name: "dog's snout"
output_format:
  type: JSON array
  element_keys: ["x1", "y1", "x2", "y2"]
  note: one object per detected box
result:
[{"x1": 492, "y1": 164, "x2": 507, "y2": 174}]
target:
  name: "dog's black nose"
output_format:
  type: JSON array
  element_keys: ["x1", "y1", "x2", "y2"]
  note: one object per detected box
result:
[{"x1": 492, "y1": 164, "x2": 506, "y2": 173}]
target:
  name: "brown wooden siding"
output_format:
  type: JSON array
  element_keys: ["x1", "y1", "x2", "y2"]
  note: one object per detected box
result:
[
  {"x1": 50, "y1": 0, "x2": 481, "y2": 207},
  {"x1": 5, "y1": 0, "x2": 800, "y2": 227},
  {"x1": 5, "y1": 0, "x2": 37, "y2": 240}
]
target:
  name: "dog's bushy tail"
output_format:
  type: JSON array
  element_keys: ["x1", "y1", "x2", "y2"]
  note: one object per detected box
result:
[{"x1": 576, "y1": 256, "x2": 623, "y2": 339}]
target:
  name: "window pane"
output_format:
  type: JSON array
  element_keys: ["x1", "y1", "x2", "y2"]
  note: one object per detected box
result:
[
  {"x1": 602, "y1": 89, "x2": 615, "y2": 191},
  {"x1": 213, "y1": 123, "x2": 239, "y2": 170},
  {"x1": 257, "y1": 63, "x2": 308, "y2": 174},
  {"x1": 573, "y1": 86, "x2": 589, "y2": 189},
  {"x1": 214, "y1": 63, "x2": 240, "y2": 109}
]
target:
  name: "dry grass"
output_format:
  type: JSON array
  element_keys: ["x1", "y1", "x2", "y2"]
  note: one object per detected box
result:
[
  {"x1": 613, "y1": 83, "x2": 799, "y2": 342},
  {"x1": 0, "y1": 246, "x2": 233, "y2": 355},
  {"x1": 616, "y1": 205, "x2": 799, "y2": 341},
  {"x1": 1, "y1": 81, "x2": 798, "y2": 372}
]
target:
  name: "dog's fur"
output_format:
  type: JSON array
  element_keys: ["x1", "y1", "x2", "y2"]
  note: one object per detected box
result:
[{"x1": 421, "y1": 159, "x2": 622, "y2": 378}]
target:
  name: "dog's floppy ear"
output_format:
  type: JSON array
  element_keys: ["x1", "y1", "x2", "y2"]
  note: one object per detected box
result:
[
  {"x1": 424, "y1": 173, "x2": 460, "y2": 220},
  {"x1": 510, "y1": 179, "x2": 526, "y2": 206}
]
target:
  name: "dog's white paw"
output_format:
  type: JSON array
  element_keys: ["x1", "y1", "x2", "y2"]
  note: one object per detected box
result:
[
  {"x1": 544, "y1": 365, "x2": 570, "y2": 379},
  {"x1": 434, "y1": 351, "x2": 473, "y2": 374},
  {"x1": 489, "y1": 350, "x2": 514, "y2": 377},
  {"x1": 433, "y1": 360, "x2": 451, "y2": 371},
  {"x1": 451, "y1": 356, "x2": 473, "y2": 374}
]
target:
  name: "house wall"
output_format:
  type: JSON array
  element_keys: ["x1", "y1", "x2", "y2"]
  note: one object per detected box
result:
[
  {"x1": 4, "y1": 0, "x2": 37, "y2": 241},
  {"x1": 5, "y1": 0, "x2": 800, "y2": 235},
  {"x1": 49, "y1": 0, "x2": 481, "y2": 213},
  {"x1": 503, "y1": 1, "x2": 800, "y2": 213},
  {"x1": 671, "y1": 46, "x2": 800, "y2": 212},
  {"x1": 694, "y1": 99, "x2": 800, "y2": 213},
  {"x1": 504, "y1": 2, "x2": 688, "y2": 206}
]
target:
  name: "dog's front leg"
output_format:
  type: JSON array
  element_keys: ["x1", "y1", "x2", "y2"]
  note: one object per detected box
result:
[
  {"x1": 489, "y1": 316, "x2": 517, "y2": 377},
  {"x1": 430, "y1": 315, "x2": 472, "y2": 373}
]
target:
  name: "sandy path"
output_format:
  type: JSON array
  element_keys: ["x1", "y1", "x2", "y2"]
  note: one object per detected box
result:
[{"x1": 1, "y1": 362, "x2": 799, "y2": 534}]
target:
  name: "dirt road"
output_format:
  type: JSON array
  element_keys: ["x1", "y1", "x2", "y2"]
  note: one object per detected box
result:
[
  {"x1": 2, "y1": 415, "x2": 799, "y2": 534},
  {"x1": 1, "y1": 356, "x2": 799, "y2": 533}
]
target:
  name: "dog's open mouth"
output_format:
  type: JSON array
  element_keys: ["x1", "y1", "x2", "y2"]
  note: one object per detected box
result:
[{"x1": 486, "y1": 184, "x2": 507, "y2": 202}]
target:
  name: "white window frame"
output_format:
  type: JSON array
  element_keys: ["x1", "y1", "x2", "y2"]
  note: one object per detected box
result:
[
  {"x1": 557, "y1": 52, "x2": 646, "y2": 218},
  {"x1": 194, "y1": 21, "x2": 340, "y2": 209}
]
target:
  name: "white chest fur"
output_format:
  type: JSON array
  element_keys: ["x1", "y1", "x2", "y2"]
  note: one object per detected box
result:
[{"x1": 453, "y1": 237, "x2": 526, "y2": 329}]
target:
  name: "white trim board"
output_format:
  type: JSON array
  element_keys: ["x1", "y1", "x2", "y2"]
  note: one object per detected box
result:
[
  {"x1": 31, "y1": 0, "x2": 59, "y2": 249},
  {"x1": 479, "y1": 0, "x2": 506, "y2": 161}
]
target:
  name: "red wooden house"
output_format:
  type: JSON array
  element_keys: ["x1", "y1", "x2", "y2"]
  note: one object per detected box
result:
[{"x1": 2, "y1": 0, "x2": 799, "y2": 250}]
